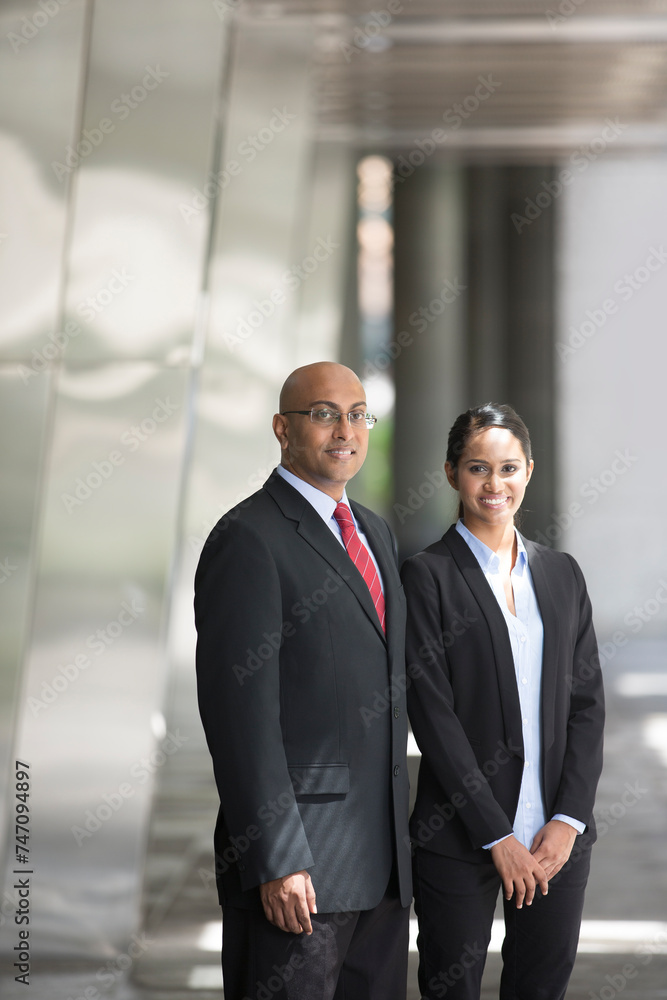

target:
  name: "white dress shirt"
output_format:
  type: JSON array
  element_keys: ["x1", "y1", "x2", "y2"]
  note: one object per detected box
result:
[
  {"x1": 275, "y1": 465, "x2": 385, "y2": 593},
  {"x1": 455, "y1": 520, "x2": 584, "y2": 849}
]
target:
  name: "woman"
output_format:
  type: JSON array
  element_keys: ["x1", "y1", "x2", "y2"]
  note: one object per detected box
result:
[{"x1": 402, "y1": 403, "x2": 604, "y2": 1000}]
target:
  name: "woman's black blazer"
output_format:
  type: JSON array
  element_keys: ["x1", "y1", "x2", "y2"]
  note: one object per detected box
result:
[{"x1": 401, "y1": 524, "x2": 605, "y2": 862}]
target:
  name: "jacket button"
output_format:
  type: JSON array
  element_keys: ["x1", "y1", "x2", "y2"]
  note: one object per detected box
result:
[
  {"x1": 393, "y1": 765, "x2": 400, "y2": 776},
  {"x1": 393, "y1": 706, "x2": 400, "y2": 718},
  {"x1": 238, "y1": 863, "x2": 245, "y2": 872}
]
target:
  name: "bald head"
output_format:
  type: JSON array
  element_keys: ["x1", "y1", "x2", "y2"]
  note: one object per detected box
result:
[
  {"x1": 279, "y1": 362, "x2": 364, "y2": 413},
  {"x1": 273, "y1": 362, "x2": 370, "y2": 500}
]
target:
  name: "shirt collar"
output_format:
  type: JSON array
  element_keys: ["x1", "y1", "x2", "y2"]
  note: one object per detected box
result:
[
  {"x1": 455, "y1": 518, "x2": 527, "y2": 575},
  {"x1": 276, "y1": 465, "x2": 351, "y2": 525}
]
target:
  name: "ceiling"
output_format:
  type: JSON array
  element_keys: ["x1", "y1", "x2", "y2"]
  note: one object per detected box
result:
[{"x1": 245, "y1": 1, "x2": 667, "y2": 158}]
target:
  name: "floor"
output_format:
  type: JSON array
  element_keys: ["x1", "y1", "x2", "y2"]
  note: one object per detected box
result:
[{"x1": 1, "y1": 639, "x2": 666, "y2": 999}]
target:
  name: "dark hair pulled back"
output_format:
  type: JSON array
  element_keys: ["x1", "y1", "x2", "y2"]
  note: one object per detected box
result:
[{"x1": 446, "y1": 403, "x2": 532, "y2": 521}]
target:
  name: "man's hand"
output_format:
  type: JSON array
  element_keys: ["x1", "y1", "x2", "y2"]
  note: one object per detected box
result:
[
  {"x1": 490, "y1": 835, "x2": 549, "y2": 909},
  {"x1": 259, "y1": 870, "x2": 317, "y2": 934},
  {"x1": 530, "y1": 819, "x2": 577, "y2": 880}
]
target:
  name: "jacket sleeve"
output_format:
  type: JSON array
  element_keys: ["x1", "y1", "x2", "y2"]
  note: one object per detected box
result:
[
  {"x1": 402, "y1": 554, "x2": 514, "y2": 849},
  {"x1": 194, "y1": 518, "x2": 314, "y2": 891},
  {"x1": 551, "y1": 554, "x2": 605, "y2": 826}
]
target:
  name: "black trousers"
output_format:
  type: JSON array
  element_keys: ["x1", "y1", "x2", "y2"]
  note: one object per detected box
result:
[
  {"x1": 221, "y1": 882, "x2": 410, "y2": 1000},
  {"x1": 413, "y1": 843, "x2": 592, "y2": 1000}
]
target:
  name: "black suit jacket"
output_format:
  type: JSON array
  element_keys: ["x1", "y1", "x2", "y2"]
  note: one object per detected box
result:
[
  {"x1": 195, "y1": 470, "x2": 412, "y2": 911},
  {"x1": 401, "y1": 525, "x2": 604, "y2": 862}
]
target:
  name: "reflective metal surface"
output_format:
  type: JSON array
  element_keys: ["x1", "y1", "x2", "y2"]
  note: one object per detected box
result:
[
  {"x1": 0, "y1": 368, "x2": 52, "y2": 893},
  {"x1": 0, "y1": 0, "x2": 89, "y2": 933},
  {"x1": 0, "y1": 0, "x2": 228, "y2": 958},
  {"x1": 0, "y1": 0, "x2": 88, "y2": 359},
  {"x1": 62, "y1": 0, "x2": 225, "y2": 364},
  {"x1": 205, "y1": 18, "x2": 317, "y2": 375},
  {"x1": 192, "y1": 16, "x2": 325, "y2": 537},
  {"x1": 13, "y1": 364, "x2": 189, "y2": 952}
]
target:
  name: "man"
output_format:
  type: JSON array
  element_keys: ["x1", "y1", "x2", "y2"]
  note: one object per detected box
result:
[{"x1": 194, "y1": 362, "x2": 411, "y2": 1000}]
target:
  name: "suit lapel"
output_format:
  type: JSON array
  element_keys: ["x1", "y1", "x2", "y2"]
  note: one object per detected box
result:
[
  {"x1": 443, "y1": 526, "x2": 524, "y2": 760},
  {"x1": 264, "y1": 472, "x2": 386, "y2": 641},
  {"x1": 523, "y1": 537, "x2": 560, "y2": 753}
]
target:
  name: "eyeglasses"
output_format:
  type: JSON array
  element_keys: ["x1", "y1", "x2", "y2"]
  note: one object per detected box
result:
[{"x1": 281, "y1": 408, "x2": 378, "y2": 429}]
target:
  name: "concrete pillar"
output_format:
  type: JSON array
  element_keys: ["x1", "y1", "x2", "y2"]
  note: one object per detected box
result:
[
  {"x1": 466, "y1": 165, "x2": 508, "y2": 402},
  {"x1": 466, "y1": 165, "x2": 556, "y2": 543},
  {"x1": 506, "y1": 166, "x2": 556, "y2": 544},
  {"x1": 392, "y1": 166, "x2": 467, "y2": 557}
]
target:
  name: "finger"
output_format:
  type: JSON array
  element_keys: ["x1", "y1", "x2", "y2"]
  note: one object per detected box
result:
[
  {"x1": 274, "y1": 896, "x2": 304, "y2": 934},
  {"x1": 514, "y1": 880, "x2": 526, "y2": 909},
  {"x1": 305, "y1": 878, "x2": 318, "y2": 914},
  {"x1": 274, "y1": 901, "x2": 299, "y2": 935},
  {"x1": 524, "y1": 878, "x2": 536, "y2": 907},
  {"x1": 270, "y1": 907, "x2": 289, "y2": 932},
  {"x1": 295, "y1": 899, "x2": 313, "y2": 935},
  {"x1": 276, "y1": 905, "x2": 295, "y2": 933}
]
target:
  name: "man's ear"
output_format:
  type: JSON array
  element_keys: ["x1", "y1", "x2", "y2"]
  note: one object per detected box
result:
[{"x1": 272, "y1": 413, "x2": 289, "y2": 450}]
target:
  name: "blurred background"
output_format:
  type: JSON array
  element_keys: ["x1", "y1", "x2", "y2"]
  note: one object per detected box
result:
[{"x1": 1, "y1": 1, "x2": 666, "y2": 997}]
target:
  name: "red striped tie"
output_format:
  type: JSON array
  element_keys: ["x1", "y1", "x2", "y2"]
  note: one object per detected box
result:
[{"x1": 333, "y1": 502, "x2": 386, "y2": 633}]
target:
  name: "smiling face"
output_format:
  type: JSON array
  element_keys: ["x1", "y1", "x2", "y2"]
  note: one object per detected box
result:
[
  {"x1": 272, "y1": 362, "x2": 370, "y2": 500},
  {"x1": 445, "y1": 426, "x2": 534, "y2": 536}
]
